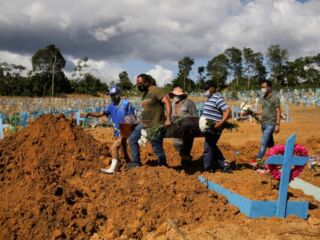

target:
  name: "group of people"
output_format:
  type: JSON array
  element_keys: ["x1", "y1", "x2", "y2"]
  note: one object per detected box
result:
[{"x1": 85, "y1": 74, "x2": 281, "y2": 174}]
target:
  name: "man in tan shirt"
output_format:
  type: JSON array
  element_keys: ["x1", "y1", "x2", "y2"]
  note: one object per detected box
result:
[{"x1": 126, "y1": 74, "x2": 172, "y2": 170}]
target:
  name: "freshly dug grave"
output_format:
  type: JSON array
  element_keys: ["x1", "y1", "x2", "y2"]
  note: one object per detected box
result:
[
  {"x1": 93, "y1": 167, "x2": 237, "y2": 239},
  {"x1": 0, "y1": 114, "x2": 109, "y2": 240},
  {"x1": 203, "y1": 169, "x2": 303, "y2": 201},
  {"x1": 202, "y1": 169, "x2": 320, "y2": 219},
  {"x1": 0, "y1": 114, "x2": 235, "y2": 240}
]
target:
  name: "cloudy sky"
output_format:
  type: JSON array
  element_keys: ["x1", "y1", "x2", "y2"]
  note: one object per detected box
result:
[{"x1": 0, "y1": 0, "x2": 319, "y2": 86}]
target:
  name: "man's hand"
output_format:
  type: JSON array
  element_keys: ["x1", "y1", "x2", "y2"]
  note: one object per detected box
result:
[
  {"x1": 275, "y1": 125, "x2": 280, "y2": 134},
  {"x1": 213, "y1": 121, "x2": 224, "y2": 129},
  {"x1": 165, "y1": 119, "x2": 171, "y2": 128}
]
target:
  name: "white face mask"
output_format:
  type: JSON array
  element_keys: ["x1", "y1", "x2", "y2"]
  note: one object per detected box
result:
[
  {"x1": 174, "y1": 96, "x2": 181, "y2": 102},
  {"x1": 261, "y1": 88, "x2": 267, "y2": 94},
  {"x1": 204, "y1": 90, "x2": 211, "y2": 97}
]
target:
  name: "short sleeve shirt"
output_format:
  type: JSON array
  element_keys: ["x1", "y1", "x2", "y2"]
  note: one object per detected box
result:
[
  {"x1": 103, "y1": 99, "x2": 135, "y2": 137},
  {"x1": 141, "y1": 86, "x2": 166, "y2": 128},
  {"x1": 202, "y1": 93, "x2": 228, "y2": 121},
  {"x1": 261, "y1": 94, "x2": 280, "y2": 125}
]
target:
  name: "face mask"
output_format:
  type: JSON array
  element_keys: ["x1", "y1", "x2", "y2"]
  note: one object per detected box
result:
[
  {"x1": 174, "y1": 96, "x2": 181, "y2": 102},
  {"x1": 261, "y1": 88, "x2": 267, "y2": 94},
  {"x1": 204, "y1": 90, "x2": 211, "y2": 97},
  {"x1": 137, "y1": 85, "x2": 147, "y2": 92}
]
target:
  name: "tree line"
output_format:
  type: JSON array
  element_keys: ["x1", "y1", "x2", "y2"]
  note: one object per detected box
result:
[
  {"x1": 172, "y1": 45, "x2": 320, "y2": 92},
  {"x1": 1, "y1": 44, "x2": 319, "y2": 97}
]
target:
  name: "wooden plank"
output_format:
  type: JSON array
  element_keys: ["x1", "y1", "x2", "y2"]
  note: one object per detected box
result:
[
  {"x1": 290, "y1": 178, "x2": 320, "y2": 202},
  {"x1": 0, "y1": 117, "x2": 3, "y2": 140},
  {"x1": 198, "y1": 176, "x2": 309, "y2": 219}
]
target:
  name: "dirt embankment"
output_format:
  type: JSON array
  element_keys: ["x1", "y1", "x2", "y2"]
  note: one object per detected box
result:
[
  {"x1": 0, "y1": 114, "x2": 109, "y2": 239},
  {"x1": 0, "y1": 114, "x2": 235, "y2": 240}
]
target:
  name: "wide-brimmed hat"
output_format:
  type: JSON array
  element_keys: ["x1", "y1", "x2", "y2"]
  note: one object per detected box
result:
[{"x1": 169, "y1": 87, "x2": 187, "y2": 98}]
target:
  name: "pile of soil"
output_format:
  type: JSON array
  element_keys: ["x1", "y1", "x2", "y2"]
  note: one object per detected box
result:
[
  {"x1": 0, "y1": 114, "x2": 236, "y2": 240},
  {"x1": 299, "y1": 136, "x2": 320, "y2": 187},
  {"x1": 94, "y1": 167, "x2": 237, "y2": 239},
  {"x1": 0, "y1": 114, "x2": 109, "y2": 239},
  {"x1": 305, "y1": 136, "x2": 320, "y2": 156}
]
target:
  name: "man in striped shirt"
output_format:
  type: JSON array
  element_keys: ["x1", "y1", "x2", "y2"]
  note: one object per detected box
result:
[{"x1": 202, "y1": 80, "x2": 232, "y2": 173}]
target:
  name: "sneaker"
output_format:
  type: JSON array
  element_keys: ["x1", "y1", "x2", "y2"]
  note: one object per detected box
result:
[
  {"x1": 125, "y1": 162, "x2": 141, "y2": 171},
  {"x1": 221, "y1": 165, "x2": 232, "y2": 173}
]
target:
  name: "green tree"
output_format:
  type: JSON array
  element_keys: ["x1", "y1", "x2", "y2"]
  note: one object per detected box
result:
[
  {"x1": 207, "y1": 54, "x2": 229, "y2": 89},
  {"x1": 225, "y1": 47, "x2": 243, "y2": 86},
  {"x1": 72, "y1": 57, "x2": 89, "y2": 81},
  {"x1": 0, "y1": 62, "x2": 30, "y2": 96},
  {"x1": 196, "y1": 66, "x2": 206, "y2": 90},
  {"x1": 74, "y1": 73, "x2": 108, "y2": 96},
  {"x1": 267, "y1": 45, "x2": 288, "y2": 86},
  {"x1": 173, "y1": 56, "x2": 195, "y2": 92},
  {"x1": 118, "y1": 71, "x2": 133, "y2": 91},
  {"x1": 243, "y1": 48, "x2": 266, "y2": 88},
  {"x1": 31, "y1": 44, "x2": 66, "y2": 95}
]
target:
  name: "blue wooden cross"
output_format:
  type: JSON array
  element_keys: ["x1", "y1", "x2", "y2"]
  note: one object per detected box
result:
[
  {"x1": 75, "y1": 111, "x2": 89, "y2": 127},
  {"x1": 21, "y1": 112, "x2": 28, "y2": 128},
  {"x1": 0, "y1": 116, "x2": 3, "y2": 140},
  {"x1": 265, "y1": 133, "x2": 309, "y2": 217},
  {"x1": 198, "y1": 133, "x2": 310, "y2": 219}
]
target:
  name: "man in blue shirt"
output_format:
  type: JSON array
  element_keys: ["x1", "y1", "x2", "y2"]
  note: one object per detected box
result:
[
  {"x1": 202, "y1": 80, "x2": 232, "y2": 173},
  {"x1": 85, "y1": 86, "x2": 135, "y2": 174}
]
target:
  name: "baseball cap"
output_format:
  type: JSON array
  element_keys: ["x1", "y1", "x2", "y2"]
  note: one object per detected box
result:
[{"x1": 109, "y1": 86, "x2": 121, "y2": 96}]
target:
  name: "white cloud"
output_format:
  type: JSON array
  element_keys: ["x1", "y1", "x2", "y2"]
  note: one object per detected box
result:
[
  {"x1": 146, "y1": 65, "x2": 174, "y2": 87},
  {"x1": 0, "y1": 50, "x2": 32, "y2": 74},
  {"x1": 66, "y1": 56, "x2": 124, "y2": 84},
  {"x1": 0, "y1": 51, "x2": 123, "y2": 84},
  {"x1": 89, "y1": 25, "x2": 120, "y2": 41},
  {"x1": 22, "y1": 2, "x2": 48, "y2": 24}
]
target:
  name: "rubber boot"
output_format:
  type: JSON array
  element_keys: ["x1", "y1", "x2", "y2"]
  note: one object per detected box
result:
[{"x1": 101, "y1": 159, "x2": 120, "y2": 174}]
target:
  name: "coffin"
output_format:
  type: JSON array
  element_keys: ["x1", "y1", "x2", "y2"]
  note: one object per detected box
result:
[{"x1": 119, "y1": 117, "x2": 203, "y2": 138}]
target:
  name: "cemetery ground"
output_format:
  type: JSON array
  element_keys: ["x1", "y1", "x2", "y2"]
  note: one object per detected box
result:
[{"x1": 0, "y1": 104, "x2": 320, "y2": 239}]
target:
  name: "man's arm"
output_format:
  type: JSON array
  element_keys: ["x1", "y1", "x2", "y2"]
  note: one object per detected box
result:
[
  {"x1": 161, "y1": 95, "x2": 172, "y2": 128},
  {"x1": 214, "y1": 107, "x2": 231, "y2": 129},
  {"x1": 86, "y1": 112, "x2": 105, "y2": 118},
  {"x1": 275, "y1": 107, "x2": 281, "y2": 134}
]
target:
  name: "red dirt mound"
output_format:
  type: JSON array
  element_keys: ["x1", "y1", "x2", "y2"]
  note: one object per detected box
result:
[
  {"x1": 0, "y1": 114, "x2": 109, "y2": 239},
  {"x1": 93, "y1": 167, "x2": 236, "y2": 239},
  {"x1": 0, "y1": 114, "x2": 235, "y2": 240}
]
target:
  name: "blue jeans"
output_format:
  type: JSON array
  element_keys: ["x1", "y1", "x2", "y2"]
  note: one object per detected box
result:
[
  {"x1": 203, "y1": 131, "x2": 225, "y2": 170},
  {"x1": 128, "y1": 124, "x2": 167, "y2": 166},
  {"x1": 257, "y1": 124, "x2": 275, "y2": 159}
]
